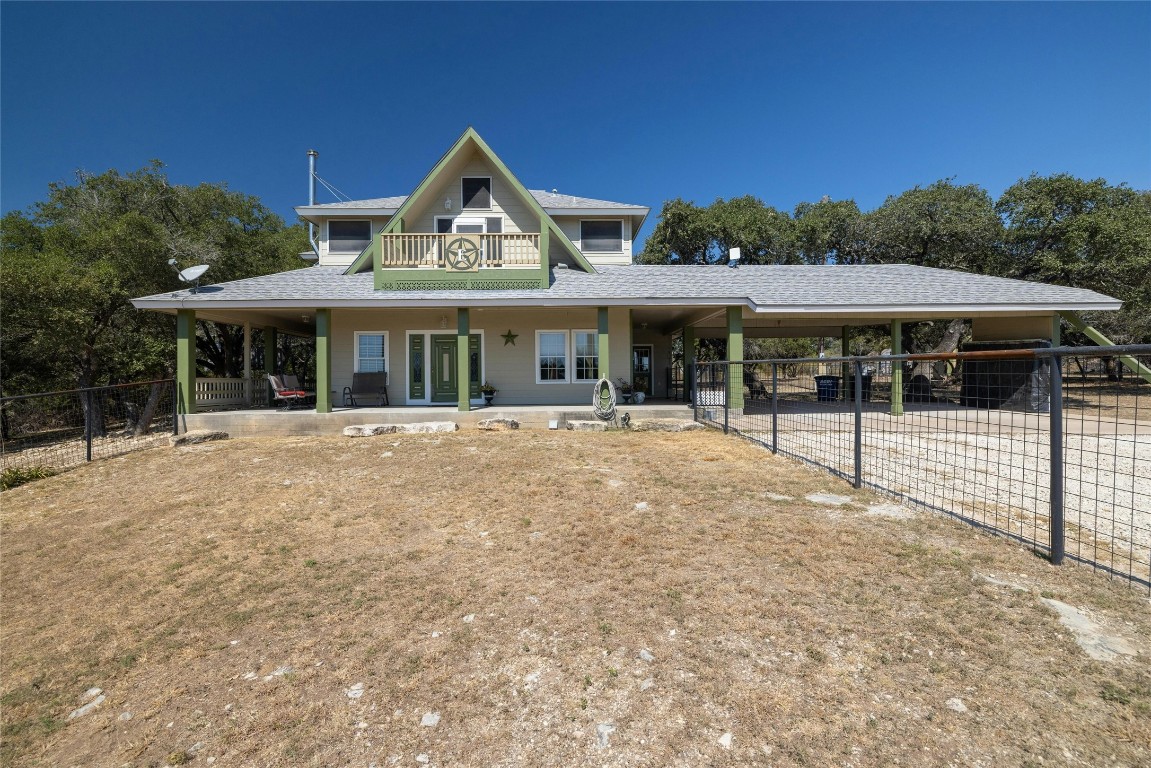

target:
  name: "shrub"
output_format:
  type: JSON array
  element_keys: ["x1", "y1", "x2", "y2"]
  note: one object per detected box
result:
[{"x1": 1, "y1": 466, "x2": 56, "y2": 491}]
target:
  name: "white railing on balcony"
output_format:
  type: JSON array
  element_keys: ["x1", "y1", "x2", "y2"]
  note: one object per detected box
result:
[{"x1": 379, "y1": 233, "x2": 541, "y2": 269}]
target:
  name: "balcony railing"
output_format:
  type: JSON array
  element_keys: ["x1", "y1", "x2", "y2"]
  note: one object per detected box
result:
[{"x1": 379, "y1": 233, "x2": 541, "y2": 269}]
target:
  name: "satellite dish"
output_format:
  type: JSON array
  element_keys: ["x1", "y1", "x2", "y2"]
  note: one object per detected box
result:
[
  {"x1": 727, "y1": 247, "x2": 741, "y2": 269},
  {"x1": 168, "y1": 259, "x2": 210, "y2": 292}
]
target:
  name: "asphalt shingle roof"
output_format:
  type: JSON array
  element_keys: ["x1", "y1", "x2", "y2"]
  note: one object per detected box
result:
[
  {"x1": 302, "y1": 191, "x2": 646, "y2": 212},
  {"x1": 133, "y1": 264, "x2": 1119, "y2": 312}
]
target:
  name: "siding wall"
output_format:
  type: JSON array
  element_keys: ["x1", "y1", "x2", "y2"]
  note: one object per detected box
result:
[
  {"x1": 407, "y1": 152, "x2": 540, "y2": 236},
  {"x1": 555, "y1": 216, "x2": 634, "y2": 266},
  {"x1": 318, "y1": 216, "x2": 391, "y2": 267},
  {"x1": 331, "y1": 307, "x2": 638, "y2": 406}
]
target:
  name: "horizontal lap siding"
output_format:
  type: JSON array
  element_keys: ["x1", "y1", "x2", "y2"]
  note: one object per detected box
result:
[
  {"x1": 319, "y1": 216, "x2": 390, "y2": 267},
  {"x1": 553, "y1": 216, "x2": 634, "y2": 266},
  {"x1": 331, "y1": 308, "x2": 637, "y2": 406},
  {"x1": 408, "y1": 153, "x2": 538, "y2": 235}
]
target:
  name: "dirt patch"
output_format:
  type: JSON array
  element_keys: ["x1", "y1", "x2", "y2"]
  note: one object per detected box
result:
[{"x1": 2, "y1": 431, "x2": 1150, "y2": 767}]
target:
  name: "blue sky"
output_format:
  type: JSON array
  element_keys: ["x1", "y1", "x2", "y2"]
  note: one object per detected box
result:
[{"x1": 2, "y1": 2, "x2": 1148, "y2": 253}]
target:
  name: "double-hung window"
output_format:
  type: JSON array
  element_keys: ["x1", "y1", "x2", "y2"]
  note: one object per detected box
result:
[
  {"x1": 328, "y1": 220, "x2": 372, "y2": 255},
  {"x1": 354, "y1": 332, "x2": 388, "y2": 373},
  {"x1": 537, "y1": 331, "x2": 568, "y2": 383},
  {"x1": 536, "y1": 330, "x2": 599, "y2": 383},
  {"x1": 573, "y1": 331, "x2": 599, "y2": 382}
]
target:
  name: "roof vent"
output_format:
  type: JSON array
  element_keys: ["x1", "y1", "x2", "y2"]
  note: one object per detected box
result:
[
  {"x1": 555, "y1": 263, "x2": 569, "y2": 270},
  {"x1": 551, "y1": 188, "x2": 558, "y2": 194}
]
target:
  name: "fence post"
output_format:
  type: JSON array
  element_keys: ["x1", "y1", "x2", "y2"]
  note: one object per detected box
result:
[
  {"x1": 723, "y1": 363, "x2": 730, "y2": 435},
  {"x1": 853, "y1": 359, "x2": 863, "y2": 489},
  {"x1": 771, "y1": 362, "x2": 778, "y2": 454},
  {"x1": 1049, "y1": 352, "x2": 1065, "y2": 565},
  {"x1": 84, "y1": 388, "x2": 93, "y2": 462}
]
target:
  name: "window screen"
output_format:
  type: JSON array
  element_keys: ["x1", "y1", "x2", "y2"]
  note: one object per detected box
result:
[
  {"x1": 329, "y1": 220, "x2": 372, "y2": 254},
  {"x1": 580, "y1": 220, "x2": 623, "y2": 252},
  {"x1": 462, "y1": 177, "x2": 491, "y2": 209}
]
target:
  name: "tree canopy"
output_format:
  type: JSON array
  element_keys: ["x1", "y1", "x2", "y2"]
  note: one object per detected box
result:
[
  {"x1": 639, "y1": 173, "x2": 1150, "y2": 343},
  {"x1": 1, "y1": 163, "x2": 309, "y2": 395}
]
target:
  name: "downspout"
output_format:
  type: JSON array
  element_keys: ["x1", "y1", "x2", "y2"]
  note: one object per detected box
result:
[{"x1": 307, "y1": 149, "x2": 320, "y2": 258}]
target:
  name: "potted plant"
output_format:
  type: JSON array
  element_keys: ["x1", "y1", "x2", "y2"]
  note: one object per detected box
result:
[
  {"x1": 615, "y1": 377, "x2": 633, "y2": 404},
  {"x1": 480, "y1": 381, "x2": 498, "y2": 405}
]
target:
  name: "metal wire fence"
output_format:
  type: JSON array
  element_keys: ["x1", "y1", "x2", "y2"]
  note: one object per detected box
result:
[
  {"x1": 1, "y1": 379, "x2": 177, "y2": 477},
  {"x1": 693, "y1": 346, "x2": 1151, "y2": 591}
]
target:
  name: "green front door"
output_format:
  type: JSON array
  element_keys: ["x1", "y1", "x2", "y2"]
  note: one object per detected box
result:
[
  {"x1": 431, "y1": 334, "x2": 481, "y2": 403},
  {"x1": 431, "y1": 335, "x2": 457, "y2": 403}
]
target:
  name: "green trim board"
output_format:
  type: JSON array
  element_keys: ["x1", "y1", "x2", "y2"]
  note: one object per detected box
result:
[
  {"x1": 457, "y1": 308, "x2": 471, "y2": 411},
  {"x1": 597, "y1": 307, "x2": 611, "y2": 379},
  {"x1": 375, "y1": 268, "x2": 545, "y2": 291},
  {"x1": 1060, "y1": 311, "x2": 1151, "y2": 384},
  {"x1": 355, "y1": 127, "x2": 595, "y2": 281},
  {"x1": 409, "y1": 334, "x2": 425, "y2": 400}
]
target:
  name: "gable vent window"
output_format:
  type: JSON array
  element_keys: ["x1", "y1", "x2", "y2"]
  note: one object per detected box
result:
[
  {"x1": 329, "y1": 220, "x2": 372, "y2": 255},
  {"x1": 581, "y1": 220, "x2": 623, "y2": 252},
  {"x1": 462, "y1": 177, "x2": 492, "y2": 210}
]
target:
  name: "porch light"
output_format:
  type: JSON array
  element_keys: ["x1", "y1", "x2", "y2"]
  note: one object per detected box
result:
[
  {"x1": 440, "y1": 315, "x2": 448, "y2": 329},
  {"x1": 444, "y1": 197, "x2": 452, "y2": 211}
]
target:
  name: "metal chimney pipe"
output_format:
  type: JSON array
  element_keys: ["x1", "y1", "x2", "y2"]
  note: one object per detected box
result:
[{"x1": 307, "y1": 149, "x2": 319, "y2": 258}]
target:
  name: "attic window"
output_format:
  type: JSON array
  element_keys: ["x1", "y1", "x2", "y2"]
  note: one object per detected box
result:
[
  {"x1": 462, "y1": 177, "x2": 491, "y2": 210},
  {"x1": 580, "y1": 220, "x2": 623, "y2": 252},
  {"x1": 328, "y1": 220, "x2": 372, "y2": 255}
]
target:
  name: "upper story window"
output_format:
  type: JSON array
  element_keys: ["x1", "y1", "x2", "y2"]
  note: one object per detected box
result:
[
  {"x1": 462, "y1": 177, "x2": 492, "y2": 210},
  {"x1": 581, "y1": 220, "x2": 623, "y2": 252},
  {"x1": 328, "y1": 220, "x2": 372, "y2": 255}
]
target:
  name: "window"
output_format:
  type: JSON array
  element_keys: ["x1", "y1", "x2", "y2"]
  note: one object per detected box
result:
[
  {"x1": 573, "y1": 331, "x2": 599, "y2": 382},
  {"x1": 537, "y1": 331, "x2": 568, "y2": 383},
  {"x1": 580, "y1": 220, "x2": 623, "y2": 252},
  {"x1": 355, "y1": 332, "x2": 388, "y2": 373},
  {"x1": 462, "y1": 177, "x2": 492, "y2": 210},
  {"x1": 329, "y1": 220, "x2": 372, "y2": 255}
]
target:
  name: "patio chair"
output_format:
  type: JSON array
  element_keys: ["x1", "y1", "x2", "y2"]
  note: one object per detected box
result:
[
  {"x1": 268, "y1": 374, "x2": 315, "y2": 410},
  {"x1": 343, "y1": 372, "x2": 389, "y2": 407}
]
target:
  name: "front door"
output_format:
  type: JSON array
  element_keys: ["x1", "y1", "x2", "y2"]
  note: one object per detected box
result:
[
  {"x1": 430, "y1": 334, "x2": 482, "y2": 403},
  {"x1": 431, "y1": 335, "x2": 458, "y2": 403},
  {"x1": 632, "y1": 345, "x2": 653, "y2": 395}
]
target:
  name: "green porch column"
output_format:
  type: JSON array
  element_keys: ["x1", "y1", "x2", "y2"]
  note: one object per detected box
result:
[
  {"x1": 841, "y1": 326, "x2": 851, "y2": 402},
  {"x1": 597, "y1": 307, "x2": 611, "y2": 379},
  {"x1": 890, "y1": 319, "x2": 904, "y2": 416},
  {"x1": 726, "y1": 306, "x2": 745, "y2": 411},
  {"x1": 683, "y1": 324, "x2": 697, "y2": 401},
  {"x1": 176, "y1": 309, "x2": 196, "y2": 417},
  {"x1": 457, "y1": 307, "x2": 471, "y2": 412},
  {"x1": 316, "y1": 309, "x2": 332, "y2": 413},
  {"x1": 263, "y1": 327, "x2": 278, "y2": 406}
]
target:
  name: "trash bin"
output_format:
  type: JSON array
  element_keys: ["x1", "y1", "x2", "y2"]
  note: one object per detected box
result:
[
  {"x1": 846, "y1": 373, "x2": 873, "y2": 402},
  {"x1": 814, "y1": 375, "x2": 840, "y2": 402}
]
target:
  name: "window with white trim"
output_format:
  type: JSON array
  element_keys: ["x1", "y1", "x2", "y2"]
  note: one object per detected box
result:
[
  {"x1": 462, "y1": 177, "x2": 492, "y2": 210},
  {"x1": 536, "y1": 331, "x2": 568, "y2": 383},
  {"x1": 580, "y1": 220, "x2": 623, "y2": 252},
  {"x1": 573, "y1": 330, "x2": 599, "y2": 382},
  {"x1": 354, "y1": 332, "x2": 388, "y2": 373},
  {"x1": 328, "y1": 220, "x2": 372, "y2": 255}
]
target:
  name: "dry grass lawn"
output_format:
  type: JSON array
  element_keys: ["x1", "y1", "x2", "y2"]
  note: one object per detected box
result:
[{"x1": 2, "y1": 431, "x2": 1150, "y2": 767}]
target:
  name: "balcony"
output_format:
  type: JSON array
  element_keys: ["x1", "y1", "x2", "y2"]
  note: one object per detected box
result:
[{"x1": 379, "y1": 233, "x2": 541, "y2": 270}]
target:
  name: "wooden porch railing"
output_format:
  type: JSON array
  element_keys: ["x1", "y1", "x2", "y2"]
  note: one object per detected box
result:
[
  {"x1": 195, "y1": 376, "x2": 264, "y2": 410},
  {"x1": 379, "y1": 233, "x2": 541, "y2": 269}
]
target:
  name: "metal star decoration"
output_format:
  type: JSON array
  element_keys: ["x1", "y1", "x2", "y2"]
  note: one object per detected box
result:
[{"x1": 501, "y1": 329, "x2": 518, "y2": 346}]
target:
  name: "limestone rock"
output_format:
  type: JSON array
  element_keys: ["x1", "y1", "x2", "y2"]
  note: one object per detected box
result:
[
  {"x1": 477, "y1": 418, "x2": 519, "y2": 431},
  {"x1": 567, "y1": 420, "x2": 607, "y2": 432},
  {"x1": 170, "y1": 430, "x2": 228, "y2": 446},
  {"x1": 629, "y1": 418, "x2": 705, "y2": 432},
  {"x1": 344, "y1": 422, "x2": 459, "y2": 437}
]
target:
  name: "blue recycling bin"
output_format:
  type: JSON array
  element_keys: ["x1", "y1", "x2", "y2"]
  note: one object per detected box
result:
[{"x1": 814, "y1": 375, "x2": 840, "y2": 402}]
